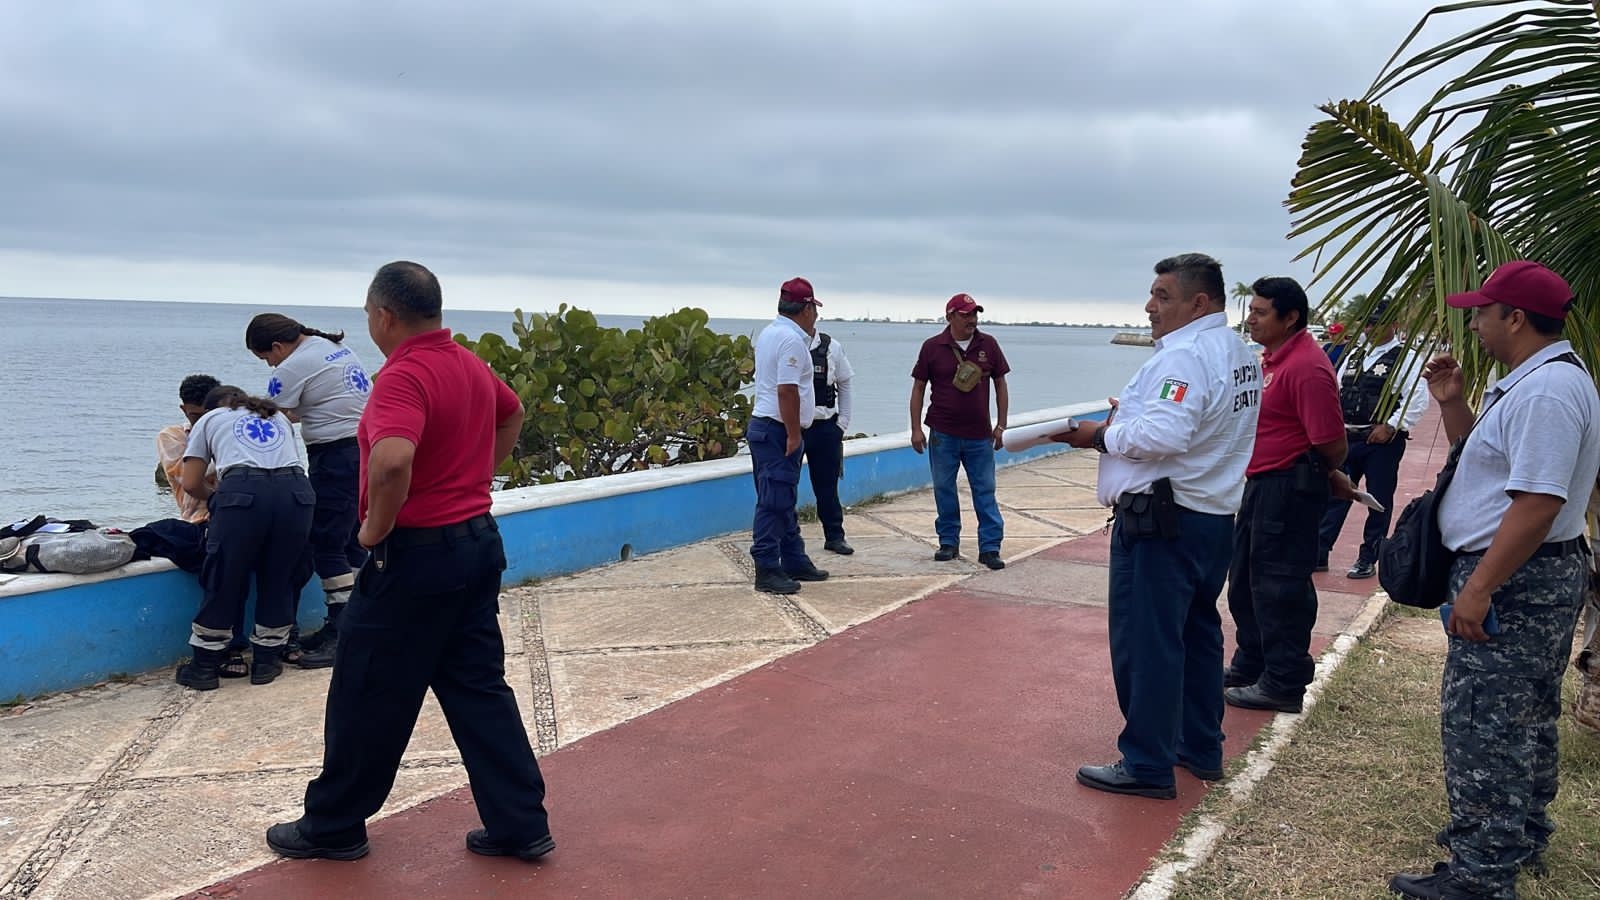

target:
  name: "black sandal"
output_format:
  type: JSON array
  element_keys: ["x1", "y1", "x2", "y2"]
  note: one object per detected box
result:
[{"x1": 219, "y1": 649, "x2": 249, "y2": 679}]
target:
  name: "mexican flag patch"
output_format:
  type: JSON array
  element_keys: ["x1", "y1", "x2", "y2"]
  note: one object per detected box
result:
[{"x1": 1158, "y1": 379, "x2": 1189, "y2": 402}]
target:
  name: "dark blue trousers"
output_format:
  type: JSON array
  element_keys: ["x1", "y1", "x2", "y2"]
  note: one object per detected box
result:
[
  {"x1": 299, "y1": 517, "x2": 550, "y2": 846},
  {"x1": 196, "y1": 468, "x2": 314, "y2": 648},
  {"x1": 802, "y1": 415, "x2": 846, "y2": 542},
  {"x1": 305, "y1": 439, "x2": 367, "y2": 578},
  {"x1": 747, "y1": 416, "x2": 813, "y2": 572},
  {"x1": 1108, "y1": 507, "x2": 1233, "y2": 784},
  {"x1": 1318, "y1": 432, "x2": 1406, "y2": 565}
]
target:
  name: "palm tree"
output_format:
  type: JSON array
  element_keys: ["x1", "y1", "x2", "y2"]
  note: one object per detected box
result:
[{"x1": 1286, "y1": 0, "x2": 1600, "y2": 394}]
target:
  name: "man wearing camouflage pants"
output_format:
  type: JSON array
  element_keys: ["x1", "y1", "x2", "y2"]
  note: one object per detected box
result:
[{"x1": 1389, "y1": 261, "x2": 1600, "y2": 899}]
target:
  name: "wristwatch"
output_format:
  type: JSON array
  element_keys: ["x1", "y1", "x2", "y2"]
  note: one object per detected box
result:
[{"x1": 1091, "y1": 425, "x2": 1109, "y2": 454}]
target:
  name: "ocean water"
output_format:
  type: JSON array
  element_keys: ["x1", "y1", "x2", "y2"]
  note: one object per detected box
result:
[{"x1": 0, "y1": 297, "x2": 1149, "y2": 529}]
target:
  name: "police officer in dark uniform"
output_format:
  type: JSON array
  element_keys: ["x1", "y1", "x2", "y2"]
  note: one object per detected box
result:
[
  {"x1": 1316, "y1": 303, "x2": 1429, "y2": 579},
  {"x1": 803, "y1": 329, "x2": 855, "y2": 555}
]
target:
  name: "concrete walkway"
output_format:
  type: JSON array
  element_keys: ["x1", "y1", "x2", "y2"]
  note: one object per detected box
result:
[{"x1": 0, "y1": 421, "x2": 1447, "y2": 900}]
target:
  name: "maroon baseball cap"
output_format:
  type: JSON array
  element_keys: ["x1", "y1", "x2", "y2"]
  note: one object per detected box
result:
[
  {"x1": 1445, "y1": 260, "x2": 1573, "y2": 320},
  {"x1": 779, "y1": 277, "x2": 822, "y2": 307},
  {"x1": 946, "y1": 293, "x2": 983, "y2": 314}
]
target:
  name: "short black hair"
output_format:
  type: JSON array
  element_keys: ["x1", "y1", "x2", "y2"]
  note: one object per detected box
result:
[
  {"x1": 368, "y1": 261, "x2": 443, "y2": 322},
  {"x1": 1501, "y1": 304, "x2": 1566, "y2": 338},
  {"x1": 178, "y1": 374, "x2": 220, "y2": 406},
  {"x1": 1154, "y1": 253, "x2": 1226, "y2": 308},
  {"x1": 777, "y1": 299, "x2": 809, "y2": 316},
  {"x1": 1252, "y1": 276, "x2": 1310, "y2": 332}
]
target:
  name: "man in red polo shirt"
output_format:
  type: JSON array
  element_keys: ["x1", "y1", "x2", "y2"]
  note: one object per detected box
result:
[
  {"x1": 910, "y1": 293, "x2": 1010, "y2": 570},
  {"x1": 1223, "y1": 276, "x2": 1347, "y2": 714},
  {"x1": 268, "y1": 261, "x2": 554, "y2": 863}
]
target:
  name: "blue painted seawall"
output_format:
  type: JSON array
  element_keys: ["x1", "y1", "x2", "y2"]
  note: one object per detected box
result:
[{"x1": 0, "y1": 403, "x2": 1109, "y2": 699}]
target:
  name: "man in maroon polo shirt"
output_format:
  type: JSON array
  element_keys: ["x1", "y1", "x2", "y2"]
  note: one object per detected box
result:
[
  {"x1": 268, "y1": 261, "x2": 554, "y2": 863},
  {"x1": 1223, "y1": 276, "x2": 1348, "y2": 714},
  {"x1": 909, "y1": 293, "x2": 1011, "y2": 570}
]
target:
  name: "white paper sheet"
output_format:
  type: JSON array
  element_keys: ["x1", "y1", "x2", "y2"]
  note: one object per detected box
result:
[{"x1": 1002, "y1": 417, "x2": 1079, "y2": 452}]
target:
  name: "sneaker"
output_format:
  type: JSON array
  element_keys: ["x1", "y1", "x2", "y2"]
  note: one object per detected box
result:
[
  {"x1": 978, "y1": 551, "x2": 1005, "y2": 571},
  {"x1": 934, "y1": 545, "x2": 959, "y2": 562},
  {"x1": 465, "y1": 828, "x2": 555, "y2": 861},
  {"x1": 265, "y1": 822, "x2": 369, "y2": 861}
]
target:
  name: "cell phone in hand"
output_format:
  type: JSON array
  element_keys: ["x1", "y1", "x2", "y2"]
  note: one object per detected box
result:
[{"x1": 1439, "y1": 602, "x2": 1501, "y2": 636}]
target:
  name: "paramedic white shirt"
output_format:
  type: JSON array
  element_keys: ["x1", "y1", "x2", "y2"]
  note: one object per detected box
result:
[
  {"x1": 267, "y1": 335, "x2": 371, "y2": 445},
  {"x1": 1098, "y1": 312, "x2": 1262, "y2": 515},
  {"x1": 185, "y1": 407, "x2": 306, "y2": 475}
]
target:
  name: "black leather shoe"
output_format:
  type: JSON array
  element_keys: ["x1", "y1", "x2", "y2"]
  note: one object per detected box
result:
[
  {"x1": 1436, "y1": 827, "x2": 1546, "y2": 878},
  {"x1": 754, "y1": 569, "x2": 801, "y2": 594},
  {"x1": 1177, "y1": 757, "x2": 1224, "y2": 781},
  {"x1": 466, "y1": 828, "x2": 555, "y2": 861},
  {"x1": 1388, "y1": 862, "x2": 1454, "y2": 898},
  {"x1": 823, "y1": 538, "x2": 854, "y2": 555},
  {"x1": 977, "y1": 551, "x2": 1005, "y2": 570},
  {"x1": 266, "y1": 822, "x2": 369, "y2": 861},
  {"x1": 785, "y1": 565, "x2": 829, "y2": 582},
  {"x1": 1075, "y1": 761, "x2": 1176, "y2": 800},
  {"x1": 934, "y1": 545, "x2": 958, "y2": 561},
  {"x1": 1347, "y1": 559, "x2": 1377, "y2": 579},
  {"x1": 1224, "y1": 683, "x2": 1303, "y2": 714},
  {"x1": 1222, "y1": 668, "x2": 1257, "y2": 689}
]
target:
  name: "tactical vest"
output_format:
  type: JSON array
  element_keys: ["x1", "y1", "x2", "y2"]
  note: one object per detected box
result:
[
  {"x1": 1339, "y1": 343, "x2": 1404, "y2": 425},
  {"x1": 811, "y1": 333, "x2": 836, "y2": 409}
]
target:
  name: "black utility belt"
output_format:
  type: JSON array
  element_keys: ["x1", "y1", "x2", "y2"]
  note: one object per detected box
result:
[
  {"x1": 1346, "y1": 425, "x2": 1408, "y2": 438},
  {"x1": 387, "y1": 513, "x2": 496, "y2": 548},
  {"x1": 1459, "y1": 537, "x2": 1590, "y2": 561},
  {"x1": 1113, "y1": 478, "x2": 1181, "y2": 540},
  {"x1": 221, "y1": 465, "x2": 304, "y2": 479}
]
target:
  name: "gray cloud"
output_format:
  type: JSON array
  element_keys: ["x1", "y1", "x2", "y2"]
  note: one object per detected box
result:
[{"x1": 0, "y1": 0, "x2": 1455, "y2": 315}]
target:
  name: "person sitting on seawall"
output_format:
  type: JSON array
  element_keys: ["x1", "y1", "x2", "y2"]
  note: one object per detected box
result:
[
  {"x1": 174, "y1": 385, "x2": 315, "y2": 690},
  {"x1": 246, "y1": 313, "x2": 373, "y2": 669}
]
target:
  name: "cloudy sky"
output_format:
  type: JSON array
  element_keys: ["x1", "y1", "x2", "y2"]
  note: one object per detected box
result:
[{"x1": 1, "y1": 1, "x2": 1467, "y2": 323}]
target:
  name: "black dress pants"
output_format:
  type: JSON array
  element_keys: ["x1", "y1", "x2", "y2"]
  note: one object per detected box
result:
[
  {"x1": 1226, "y1": 467, "x2": 1327, "y2": 699},
  {"x1": 298, "y1": 516, "x2": 550, "y2": 845}
]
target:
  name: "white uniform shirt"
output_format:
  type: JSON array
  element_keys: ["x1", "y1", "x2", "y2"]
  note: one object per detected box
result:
[
  {"x1": 1336, "y1": 334, "x2": 1431, "y2": 431},
  {"x1": 809, "y1": 332, "x2": 855, "y2": 431},
  {"x1": 752, "y1": 316, "x2": 816, "y2": 429},
  {"x1": 1098, "y1": 312, "x2": 1262, "y2": 515},
  {"x1": 267, "y1": 335, "x2": 371, "y2": 444},
  {"x1": 185, "y1": 407, "x2": 305, "y2": 475},
  {"x1": 1438, "y1": 341, "x2": 1600, "y2": 552}
]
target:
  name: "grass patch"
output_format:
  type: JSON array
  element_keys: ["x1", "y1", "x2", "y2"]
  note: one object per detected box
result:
[{"x1": 1169, "y1": 613, "x2": 1600, "y2": 899}]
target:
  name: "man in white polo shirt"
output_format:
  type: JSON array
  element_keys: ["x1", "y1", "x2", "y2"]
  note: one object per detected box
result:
[
  {"x1": 1058, "y1": 253, "x2": 1262, "y2": 799},
  {"x1": 1390, "y1": 261, "x2": 1600, "y2": 899},
  {"x1": 747, "y1": 277, "x2": 830, "y2": 595}
]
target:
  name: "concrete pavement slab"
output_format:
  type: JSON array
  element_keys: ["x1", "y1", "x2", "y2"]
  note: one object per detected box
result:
[
  {"x1": 726, "y1": 533, "x2": 988, "y2": 577},
  {"x1": 547, "y1": 645, "x2": 798, "y2": 746},
  {"x1": 1011, "y1": 506, "x2": 1113, "y2": 534},
  {"x1": 0, "y1": 787, "x2": 84, "y2": 894},
  {"x1": 537, "y1": 586, "x2": 811, "y2": 651},
  {"x1": 997, "y1": 484, "x2": 1104, "y2": 511},
  {"x1": 960, "y1": 559, "x2": 1113, "y2": 608},
  {"x1": 535, "y1": 543, "x2": 747, "y2": 591},
  {"x1": 788, "y1": 574, "x2": 960, "y2": 632},
  {"x1": 0, "y1": 682, "x2": 170, "y2": 788}
]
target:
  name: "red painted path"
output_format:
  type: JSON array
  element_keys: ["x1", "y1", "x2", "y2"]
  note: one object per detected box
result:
[{"x1": 193, "y1": 413, "x2": 1446, "y2": 899}]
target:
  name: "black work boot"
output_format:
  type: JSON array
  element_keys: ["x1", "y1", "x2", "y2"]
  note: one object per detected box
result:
[
  {"x1": 754, "y1": 568, "x2": 801, "y2": 595},
  {"x1": 298, "y1": 601, "x2": 344, "y2": 653},
  {"x1": 250, "y1": 645, "x2": 284, "y2": 685},
  {"x1": 295, "y1": 604, "x2": 344, "y2": 669},
  {"x1": 175, "y1": 647, "x2": 224, "y2": 691}
]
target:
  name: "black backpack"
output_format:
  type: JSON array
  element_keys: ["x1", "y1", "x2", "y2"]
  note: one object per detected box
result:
[{"x1": 1379, "y1": 352, "x2": 1584, "y2": 608}]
